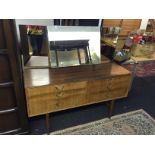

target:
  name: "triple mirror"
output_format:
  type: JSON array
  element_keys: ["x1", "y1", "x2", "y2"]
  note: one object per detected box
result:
[{"x1": 17, "y1": 19, "x2": 101, "y2": 68}]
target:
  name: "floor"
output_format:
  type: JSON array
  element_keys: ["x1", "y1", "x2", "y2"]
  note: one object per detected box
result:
[{"x1": 29, "y1": 70, "x2": 155, "y2": 134}]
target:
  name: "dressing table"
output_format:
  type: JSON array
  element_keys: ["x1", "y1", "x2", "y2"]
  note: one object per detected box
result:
[
  {"x1": 21, "y1": 25, "x2": 132, "y2": 134},
  {"x1": 24, "y1": 56, "x2": 132, "y2": 134}
]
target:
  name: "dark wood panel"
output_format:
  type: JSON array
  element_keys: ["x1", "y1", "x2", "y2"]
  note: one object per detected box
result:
[
  {"x1": 0, "y1": 19, "x2": 29, "y2": 134},
  {"x1": 87, "y1": 79, "x2": 109, "y2": 103},
  {"x1": 0, "y1": 111, "x2": 20, "y2": 133},
  {"x1": 0, "y1": 87, "x2": 16, "y2": 110},
  {"x1": 19, "y1": 25, "x2": 30, "y2": 64},
  {"x1": 0, "y1": 20, "x2": 6, "y2": 49},
  {"x1": 0, "y1": 54, "x2": 12, "y2": 83}
]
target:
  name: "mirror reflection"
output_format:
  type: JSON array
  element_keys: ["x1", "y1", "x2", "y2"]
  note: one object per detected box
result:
[
  {"x1": 47, "y1": 26, "x2": 101, "y2": 68},
  {"x1": 27, "y1": 25, "x2": 45, "y2": 56},
  {"x1": 18, "y1": 24, "x2": 49, "y2": 68},
  {"x1": 17, "y1": 19, "x2": 101, "y2": 68}
]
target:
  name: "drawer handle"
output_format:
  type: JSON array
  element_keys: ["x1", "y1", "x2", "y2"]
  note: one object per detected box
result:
[
  {"x1": 56, "y1": 92, "x2": 64, "y2": 97},
  {"x1": 55, "y1": 85, "x2": 64, "y2": 91}
]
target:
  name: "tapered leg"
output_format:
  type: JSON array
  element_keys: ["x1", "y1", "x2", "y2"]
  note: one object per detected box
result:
[
  {"x1": 45, "y1": 113, "x2": 50, "y2": 135},
  {"x1": 107, "y1": 100, "x2": 115, "y2": 118}
]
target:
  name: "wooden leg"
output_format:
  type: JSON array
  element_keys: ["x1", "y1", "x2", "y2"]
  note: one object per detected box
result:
[
  {"x1": 107, "y1": 100, "x2": 115, "y2": 118},
  {"x1": 45, "y1": 113, "x2": 50, "y2": 135},
  {"x1": 129, "y1": 62, "x2": 137, "y2": 91}
]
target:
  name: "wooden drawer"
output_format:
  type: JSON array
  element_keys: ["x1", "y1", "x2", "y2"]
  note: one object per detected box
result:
[
  {"x1": 107, "y1": 75, "x2": 131, "y2": 99},
  {"x1": 87, "y1": 75, "x2": 131, "y2": 103},
  {"x1": 26, "y1": 81, "x2": 87, "y2": 116},
  {"x1": 109, "y1": 75, "x2": 131, "y2": 90},
  {"x1": 26, "y1": 74, "x2": 132, "y2": 117},
  {"x1": 87, "y1": 79, "x2": 109, "y2": 103},
  {"x1": 27, "y1": 81, "x2": 86, "y2": 97}
]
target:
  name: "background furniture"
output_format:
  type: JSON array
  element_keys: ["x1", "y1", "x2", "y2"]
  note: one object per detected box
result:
[
  {"x1": 103, "y1": 19, "x2": 142, "y2": 37},
  {"x1": 0, "y1": 20, "x2": 28, "y2": 134}
]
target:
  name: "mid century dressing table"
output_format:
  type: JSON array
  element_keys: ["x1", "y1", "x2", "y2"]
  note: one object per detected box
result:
[
  {"x1": 24, "y1": 57, "x2": 132, "y2": 134},
  {"x1": 22, "y1": 26, "x2": 132, "y2": 134}
]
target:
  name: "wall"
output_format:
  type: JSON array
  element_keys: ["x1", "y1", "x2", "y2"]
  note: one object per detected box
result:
[{"x1": 140, "y1": 19, "x2": 149, "y2": 30}]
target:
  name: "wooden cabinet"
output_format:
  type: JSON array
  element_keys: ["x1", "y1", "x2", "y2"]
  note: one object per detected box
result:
[
  {"x1": 120, "y1": 19, "x2": 142, "y2": 36},
  {"x1": 0, "y1": 20, "x2": 28, "y2": 134},
  {"x1": 24, "y1": 64, "x2": 132, "y2": 117},
  {"x1": 103, "y1": 19, "x2": 142, "y2": 36},
  {"x1": 26, "y1": 81, "x2": 87, "y2": 116},
  {"x1": 103, "y1": 19, "x2": 122, "y2": 27}
]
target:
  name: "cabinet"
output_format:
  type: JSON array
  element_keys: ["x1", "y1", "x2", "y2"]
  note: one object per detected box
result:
[
  {"x1": 120, "y1": 19, "x2": 142, "y2": 36},
  {"x1": 103, "y1": 19, "x2": 142, "y2": 36},
  {"x1": 26, "y1": 73, "x2": 131, "y2": 117},
  {"x1": 0, "y1": 20, "x2": 28, "y2": 134},
  {"x1": 26, "y1": 81, "x2": 87, "y2": 116},
  {"x1": 103, "y1": 19, "x2": 122, "y2": 27},
  {"x1": 24, "y1": 63, "x2": 132, "y2": 130}
]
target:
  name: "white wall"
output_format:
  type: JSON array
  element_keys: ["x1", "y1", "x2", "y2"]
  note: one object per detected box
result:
[{"x1": 140, "y1": 19, "x2": 149, "y2": 30}]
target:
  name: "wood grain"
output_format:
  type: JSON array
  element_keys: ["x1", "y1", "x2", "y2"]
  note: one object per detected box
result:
[
  {"x1": 24, "y1": 62, "x2": 132, "y2": 117},
  {"x1": 0, "y1": 20, "x2": 28, "y2": 134},
  {"x1": 103, "y1": 19, "x2": 122, "y2": 27}
]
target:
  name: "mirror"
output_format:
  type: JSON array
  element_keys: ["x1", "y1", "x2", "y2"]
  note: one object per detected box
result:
[
  {"x1": 18, "y1": 24, "x2": 49, "y2": 68},
  {"x1": 47, "y1": 26, "x2": 101, "y2": 68},
  {"x1": 17, "y1": 19, "x2": 101, "y2": 68}
]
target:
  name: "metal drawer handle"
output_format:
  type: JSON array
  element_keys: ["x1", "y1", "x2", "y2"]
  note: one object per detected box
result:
[
  {"x1": 56, "y1": 92, "x2": 64, "y2": 97},
  {"x1": 55, "y1": 85, "x2": 64, "y2": 91}
]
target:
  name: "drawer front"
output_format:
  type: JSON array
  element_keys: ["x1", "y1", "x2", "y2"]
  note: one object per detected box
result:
[
  {"x1": 27, "y1": 81, "x2": 86, "y2": 97},
  {"x1": 87, "y1": 79, "x2": 109, "y2": 103},
  {"x1": 26, "y1": 75, "x2": 131, "y2": 117},
  {"x1": 109, "y1": 75, "x2": 131, "y2": 89},
  {"x1": 87, "y1": 75, "x2": 131, "y2": 103},
  {"x1": 26, "y1": 81, "x2": 87, "y2": 116},
  {"x1": 108, "y1": 75, "x2": 131, "y2": 99}
]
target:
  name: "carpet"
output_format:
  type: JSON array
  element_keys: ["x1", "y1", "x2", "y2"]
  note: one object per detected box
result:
[
  {"x1": 50, "y1": 109, "x2": 155, "y2": 135},
  {"x1": 122, "y1": 60, "x2": 155, "y2": 77}
]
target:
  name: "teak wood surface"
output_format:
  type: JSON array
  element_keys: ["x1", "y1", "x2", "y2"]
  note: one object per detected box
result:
[{"x1": 24, "y1": 62, "x2": 132, "y2": 117}]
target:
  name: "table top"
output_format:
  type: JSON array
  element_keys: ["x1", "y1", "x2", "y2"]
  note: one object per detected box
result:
[
  {"x1": 25, "y1": 56, "x2": 49, "y2": 68},
  {"x1": 24, "y1": 61, "x2": 131, "y2": 88},
  {"x1": 101, "y1": 37, "x2": 116, "y2": 48},
  {"x1": 101, "y1": 37, "x2": 125, "y2": 50}
]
